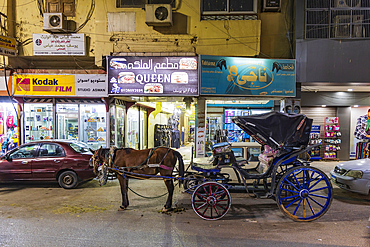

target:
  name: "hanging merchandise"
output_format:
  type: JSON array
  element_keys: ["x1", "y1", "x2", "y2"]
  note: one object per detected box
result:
[
  {"x1": 0, "y1": 116, "x2": 3, "y2": 135},
  {"x1": 6, "y1": 115, "x2": 15, "y2": 129}
]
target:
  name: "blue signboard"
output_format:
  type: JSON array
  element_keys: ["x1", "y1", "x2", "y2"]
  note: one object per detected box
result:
[
  {"x1": 107, "y1": 56, "x2": 198, "y2": 96},
  {"x1": 200, "y1": 55, "x2": 295, "y2": 97}
]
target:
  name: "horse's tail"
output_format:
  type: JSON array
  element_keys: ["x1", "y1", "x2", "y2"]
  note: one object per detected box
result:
[{"x1": 172, "y1": 150, "x2": 184, "y2": 187}]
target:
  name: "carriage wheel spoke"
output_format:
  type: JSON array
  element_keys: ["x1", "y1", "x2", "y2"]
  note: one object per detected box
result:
[
  {"x1": 215, "y1": 191, "x2": 226, "y2": 199},
  {"x1": 310, "y1": 186, "x2": 329, "y2": 193},
  {"x1": 212, "y1": 205, "x2": 220, "y2": 216},
  {"x1": 308, "y1": 196, "x2": 325, "y2": 208},
  {"x1": 202, "y1": 204, "x2": 210, "y2": 215},
  {"x1": 215, "y1": 203, "x2": 226, "y2": 210},
  {"x1": 280, "y1": 188, "x2": 299, "y2": 194},
  {"x1": 281, "y1": 194, "x2": 299, "y2": 201},
  {"x1": 306, "y1": 198, "x2": 315, "y2": 215},
  {"x1": 292, "y1": 172, "x2": 302, "y2": 190},
  {"x1": 196, "y1": 202, "x2": 207, "y2": 210},
  {"x1": 293, "y1": 198, "x2": 303, "y2": 215},
  {"x1": 308, "y1": 176, "x2": 324, "y2": 190},
  {"x1": 284, "y1": 196, "x2": 301, "y2": 209},
  {"x1": 284, "y1": 178, "x2": 300, "y2": 191},
  {"x1": 212, "y1": 185, "x2": 221, "y2": 197}
]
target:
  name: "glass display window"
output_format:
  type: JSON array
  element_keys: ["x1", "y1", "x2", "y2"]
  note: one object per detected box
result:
[
  {"x1": 126, "y1": 106, "x2": 139, "y2": 149},
  {"x1": 80, "y1": 104, "x2": 107, "y2": 149},
  {"x1": 24, "y1": 103, "x2": 53, "y2": 143},
  {"x1": 56, "y1": 104, "x2": 79, "y2": 141}
]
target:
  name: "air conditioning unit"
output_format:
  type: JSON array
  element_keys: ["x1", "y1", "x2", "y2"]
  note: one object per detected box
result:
[
  {"x1": 145, "y1": 4, "x2": 172, "y2": 26},
  {"x1": 333, "y1": 15, "x2": 364, "y2": 38},
  {"x1": 43, "y1": 13, "x2": 67, "y2": 33},
  {"x1": 335, "y1": 0, "x2": 361, "y2": 7}
]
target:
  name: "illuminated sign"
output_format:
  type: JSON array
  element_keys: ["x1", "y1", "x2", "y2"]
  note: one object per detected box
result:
[
  {"x1": 200, "y1": 55, "x2": 295, "y2": 97},
  {"x1": 0, "y1": 35, "x2": 16, "y2": 56},
  {"x1": 13, "y1": 74, "x2": 75, "y2": 96},
  {"x1": 107, "y1": 56, "x2": 198, "y2": 96}
]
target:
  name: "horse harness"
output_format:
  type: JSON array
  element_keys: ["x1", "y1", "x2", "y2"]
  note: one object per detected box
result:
[{"x1": 96, "y1": 146, "x2": 174, "y2": 185}]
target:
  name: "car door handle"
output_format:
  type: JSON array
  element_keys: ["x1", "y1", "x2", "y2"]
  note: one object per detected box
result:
[
  {"x1": 54, "y1": 160, "x2": 61, "y2": 163},
  {"x1": 22, "y1": 161, "x2": 28, "y2": 164}
]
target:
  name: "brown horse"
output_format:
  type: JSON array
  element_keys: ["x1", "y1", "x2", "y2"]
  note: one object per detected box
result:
[{"x1": 90, "y1": 146, "x2": 184, "y2": 212}]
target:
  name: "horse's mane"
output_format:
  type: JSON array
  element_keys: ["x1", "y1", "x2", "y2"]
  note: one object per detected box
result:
[{"x1": 96, "y1": 147, "x2": 134, "y2": 161}]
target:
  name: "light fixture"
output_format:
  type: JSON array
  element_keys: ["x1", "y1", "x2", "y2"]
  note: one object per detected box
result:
[
  {"x1": 348, "y1": 88, "x2": 353, "y2": 91},
  {"x1": 354, "y1": 105, "x2": 359, "y2": 107},
  {"x1": 321, "y1": 105, "x2": 326, "y2": 107}
]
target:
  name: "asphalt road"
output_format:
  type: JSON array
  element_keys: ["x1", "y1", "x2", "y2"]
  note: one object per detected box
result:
[{"x1": 0, "y1": 162, "x2": 369, "y2": 247}]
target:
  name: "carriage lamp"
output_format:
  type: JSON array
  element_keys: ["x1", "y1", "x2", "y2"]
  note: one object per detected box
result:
[{"x1": 345, "y1": 170, "x2": 363, "y2": 179}]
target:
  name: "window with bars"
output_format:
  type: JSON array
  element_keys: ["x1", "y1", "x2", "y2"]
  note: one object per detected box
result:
[
  {"x1": 201, "y1": 0, "x2": 257, "y2": 20},
  {"x1": 116, "y1": 0, "x2": 176, "y2": 8},
  {"x1": 306, "y1": 0, "x2": 370, "y2": 39}
]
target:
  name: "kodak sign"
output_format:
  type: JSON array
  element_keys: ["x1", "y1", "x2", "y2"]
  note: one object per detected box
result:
[{"x1": 13, "y1": 74, "x2": 75, "y2": 96}]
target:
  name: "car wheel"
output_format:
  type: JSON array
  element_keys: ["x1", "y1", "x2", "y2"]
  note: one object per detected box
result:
[{"x1": 58, "y1": 171, "x2": 78, "y2": 189}]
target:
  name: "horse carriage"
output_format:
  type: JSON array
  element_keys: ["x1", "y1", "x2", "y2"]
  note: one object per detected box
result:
[{"x1": 91, "y1": 112, "x2": 333, "y2": 222}]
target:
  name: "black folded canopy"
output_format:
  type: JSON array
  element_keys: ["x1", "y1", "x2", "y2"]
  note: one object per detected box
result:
[{"x1": 232, "y1": 112, "x2": 313, "y2": 149}]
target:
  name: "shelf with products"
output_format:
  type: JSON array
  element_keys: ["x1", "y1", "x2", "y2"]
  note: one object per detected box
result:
[
  {"x1": 24, "y1": 103, "x2": 54, "y2": 142},
  {"x1": 309, "y1": 125, "x2": 322, "y2": 160},
  {"x1": 224, "y1": 109, "x2": 251, "y2": 143},
  {"x1": 323, "y1": 117, "x2": 341, "y2": 160}
]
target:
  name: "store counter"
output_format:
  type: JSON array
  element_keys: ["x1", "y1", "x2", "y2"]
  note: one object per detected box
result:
[{"x1": 231, "y1": 142, "x2": 261, "y2": 160}]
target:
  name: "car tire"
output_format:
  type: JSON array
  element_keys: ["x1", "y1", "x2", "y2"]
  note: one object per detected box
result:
[{"x1": 58, "y1": 171, "x2": 78, "y2": 189}]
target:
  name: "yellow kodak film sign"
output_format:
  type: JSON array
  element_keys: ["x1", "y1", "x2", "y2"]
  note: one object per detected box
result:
[{"x1": 13, "y1": 74, "x2": 75, "y2": 96}]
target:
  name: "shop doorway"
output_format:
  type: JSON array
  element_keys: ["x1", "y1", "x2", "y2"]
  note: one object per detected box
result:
[{"x1": 56, "y1": 104, "x2": 79, "y2": 141}]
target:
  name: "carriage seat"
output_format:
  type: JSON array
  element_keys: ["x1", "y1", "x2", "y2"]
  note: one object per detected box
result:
[{"x1": 235, "y1": 157, "x2": 248, "y2": 166}]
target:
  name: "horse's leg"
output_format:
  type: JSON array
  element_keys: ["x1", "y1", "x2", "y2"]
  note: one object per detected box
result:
[
  {"x1": 162, "y1": 179, "x2": 174, "y2": 212},
  {"x1": 117, "y1": 173, "x2": 129, "y2": 211}
]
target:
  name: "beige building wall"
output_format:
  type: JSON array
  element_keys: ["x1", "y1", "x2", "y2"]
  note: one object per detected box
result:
[{"x1": 10, "y1": 0, "x2": 261, "y2": 62}]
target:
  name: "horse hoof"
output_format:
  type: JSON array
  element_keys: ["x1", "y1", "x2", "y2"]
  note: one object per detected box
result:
[
  {"x1": 162, "y1": 207, "x2": 168, "y2": 213},
  {"x1": 118, "y1": 206, "x2": 126, "y2": 211}
]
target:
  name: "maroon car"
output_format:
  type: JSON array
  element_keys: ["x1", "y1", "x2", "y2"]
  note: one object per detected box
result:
[{"x1": 0, "y1": 140, "x2": 95, "y2": 189}]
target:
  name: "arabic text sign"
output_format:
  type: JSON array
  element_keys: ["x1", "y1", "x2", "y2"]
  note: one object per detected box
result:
[
  {"x1": 0, "y1": 35, "x2": 16, "y2": 56},
  {"x1": 33, "y1": 34, "x2": 85, "y2": 56},
  {"x1": 13, "y1": 74, "x2": 75, "y2": 96},
  {"x1": 200, "y1": 55, "x2": 295, "y2": 97},
  {"x1": 75, "y1": 74, "x2": 107, "y2": 97},
  {"x1": 107, "y1": 56, "x2": 198, "y2": 96}
]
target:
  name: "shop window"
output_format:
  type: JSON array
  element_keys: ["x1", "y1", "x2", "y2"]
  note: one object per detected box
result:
[
  {"x1": 24, "y1": 103, "x2": 53, "y2": 143},
  {"x1": 80, "y1": 104, "x2": 107, "y2": 149},
  {"x1": 116, "y1": 0, "x2": 176, "y2": 8},
  {"x1": 201, "y1": 0, "x2": 257, "y2": 20},
  {"x1": 45, "y1": 0, "x2": 75, "y2": 17}
]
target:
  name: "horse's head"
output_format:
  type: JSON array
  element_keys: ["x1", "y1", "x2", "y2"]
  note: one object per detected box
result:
[{"x1": 90, "y1": 147, "x2": 106, "y2": 175}]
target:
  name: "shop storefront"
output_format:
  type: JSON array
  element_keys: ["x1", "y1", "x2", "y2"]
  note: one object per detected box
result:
[
  {"x1": 107, "y1": 56, "x2": 199, "y2": 149},
  {"x1": 13, "y1": 74, "x2": 108, "y2": 149},
  {"x1": 198, "y1": 55, "x2": 296, "y2": 157}
]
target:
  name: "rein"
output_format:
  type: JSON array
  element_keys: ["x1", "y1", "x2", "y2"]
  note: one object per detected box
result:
[{"x1": 93, "y1": 147, "x2": 176, "y2": 185}]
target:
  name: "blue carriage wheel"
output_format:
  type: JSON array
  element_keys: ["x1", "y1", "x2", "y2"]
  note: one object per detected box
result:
[
  {"x1": 276, "y1": 166, "x2": 333, "y2": 222},
  {"x1": 191, "y1": 182, "x2": 231, "y2": 220}
]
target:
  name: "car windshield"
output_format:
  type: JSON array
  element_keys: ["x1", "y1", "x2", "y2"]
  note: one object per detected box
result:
[{"x1": 69, "y1": 142, "x2": 92, "y2": 154}]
